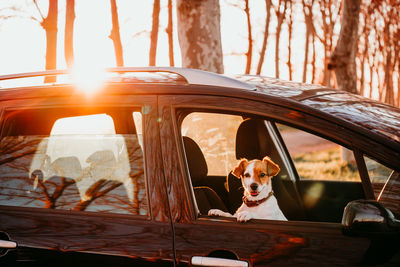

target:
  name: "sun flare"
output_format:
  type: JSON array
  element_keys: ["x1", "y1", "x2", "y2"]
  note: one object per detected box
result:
[{"x1": 70, "y1": 63, "x2": 107, "y2": 95}]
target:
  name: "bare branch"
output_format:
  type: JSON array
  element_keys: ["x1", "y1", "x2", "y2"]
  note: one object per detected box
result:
[{"x1": 33, "y1": 0, "x2": 45, "y2": 22}]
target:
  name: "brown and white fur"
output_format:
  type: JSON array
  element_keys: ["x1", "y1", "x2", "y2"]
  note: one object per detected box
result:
[{"x1": 209, "y1": 156, "x2": 287, "y2": 222}]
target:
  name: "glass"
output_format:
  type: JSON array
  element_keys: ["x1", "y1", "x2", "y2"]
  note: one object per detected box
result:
[
  {"x1": 0, "y1": 112, "x2": 147, "y2": 216},
  {"x1": 181, "y1": 112, "x2": 243, "y2": 176},
  {"x1": 277, "y1": 123, "x2": 360, "y2": 181}
]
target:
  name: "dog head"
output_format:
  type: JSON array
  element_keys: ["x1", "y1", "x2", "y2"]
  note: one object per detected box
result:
[{"x1": 233, "y1": 156, "x2": 280, "y2": 199}]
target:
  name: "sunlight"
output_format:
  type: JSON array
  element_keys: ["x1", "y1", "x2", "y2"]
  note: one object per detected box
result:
[
  {"x1": 70, "y1": 63, "x2": 106, "y2": 95},
  {"x1": 50, "y1": 114, "x2": 115, "y2": 135}
]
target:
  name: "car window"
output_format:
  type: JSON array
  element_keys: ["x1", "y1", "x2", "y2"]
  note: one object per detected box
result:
[
  {"x1": 364, "y1": 156, "x2": 393, "y2": 197},
  {"x1": 180, "y1": 112, "x2": 305, "y2": 222},
  {"x1": 179, "y1": 111, "x2": 367, "y2": 223},
  {"x1": 277, "y1": 123, "x2": 361, "y2": 182},
  {"x1": 364, "y1": 156, "x2": 399, "y2": 216},
  {"x1": 181, "y1": 112, "x2": 243, "y2": 176},
  {"x1": 0, "y1": 109, "x2": 148, "y2": 216}
]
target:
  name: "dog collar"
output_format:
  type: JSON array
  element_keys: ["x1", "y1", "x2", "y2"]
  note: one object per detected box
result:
[{"x1": 243, "y1": 191, "x2": 274, "y2": 207}]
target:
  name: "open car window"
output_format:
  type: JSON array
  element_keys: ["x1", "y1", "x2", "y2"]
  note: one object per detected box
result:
[{"x1": 179, "y1": 110, "x2": 369, "y2": 223}]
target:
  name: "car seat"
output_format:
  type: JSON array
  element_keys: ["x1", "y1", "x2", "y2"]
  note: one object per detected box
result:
[{"x1": 182, "y1": 136, "x2": 229, "y2": 215}]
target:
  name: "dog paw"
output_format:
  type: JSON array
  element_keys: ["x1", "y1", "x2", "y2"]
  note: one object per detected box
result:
[
  {"x1": 208, "y1": 209, "x2": 224, "y2": 217},
  {"x1": 237, "y1": 211, "x2": 252, "y2": 222}
]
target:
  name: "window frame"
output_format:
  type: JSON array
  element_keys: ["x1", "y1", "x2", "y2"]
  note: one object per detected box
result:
[{"x1": 160, "y1": 94, "x2": 398, "y2": 223}]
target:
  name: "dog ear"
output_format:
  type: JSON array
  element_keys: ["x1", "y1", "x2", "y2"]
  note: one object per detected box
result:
[
  {"x1": 262, "y1": 156, "x2": 280, "y2": 176},
  {"x1": 232, "y1": 159, "x2": 248, "y2": 178}
]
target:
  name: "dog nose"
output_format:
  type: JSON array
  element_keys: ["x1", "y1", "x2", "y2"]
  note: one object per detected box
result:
[{"x1": 250, "y1": 183, "x2": 258, "y2": 191}]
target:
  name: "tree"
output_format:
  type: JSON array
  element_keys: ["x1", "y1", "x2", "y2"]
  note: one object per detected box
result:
[
  {"x1": 274, "y1": 0, "x2": 287, "y2": 78},
  {"x1": 302, "y1": 0, "x2": 314, "y2": 83},
  {"x1": 286, "y1": 0, "x2": 294, "y2": 81},
  {"x1": 64, "y1": 0, "x2": 75, "y2": 68},
  {"x1": 328, "y1": 0, "x2": 360, "y2": 94},
  {"x1": 110, "y1": 0, "x2": 124, "y2": 67},
  {"x1": 244, "y1": 0, "x2": 252, "y2": 74},
  {"x1": 166, "y1": 0, "x2": 175, "y2": 66},
  {"x1": 149, "y1": 0, "x2": 160, "y2": 66},
  {"x1": 176, "y1": 0, "x2": 223, "y2": 73},
  {"x1": 256, "y1": 0, "x2": 272, "y2": 75},
  {"x1": 315, "y1": 0, "x2": 342, "y2": 86},
  {"x1": 34, "y1": 0, "x2": 58, "y2": 83}
]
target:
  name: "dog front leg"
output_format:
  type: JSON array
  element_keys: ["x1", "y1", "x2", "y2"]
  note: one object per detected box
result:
[
  {"x1": 236, "y1": 211, "x2": 253, "y2": 222},
  {"x1": 208, "y1": 209, "x2": 233, "y2": 218}
]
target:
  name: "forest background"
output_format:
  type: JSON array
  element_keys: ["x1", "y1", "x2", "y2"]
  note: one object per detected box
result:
[{"x1": 0, "y1": 0, "x2": 399, "y2": 107}]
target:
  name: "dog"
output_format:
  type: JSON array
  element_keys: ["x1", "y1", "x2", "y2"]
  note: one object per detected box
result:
[{"x1": 209, "y1": 156, "x2": 287, "y2": 222}]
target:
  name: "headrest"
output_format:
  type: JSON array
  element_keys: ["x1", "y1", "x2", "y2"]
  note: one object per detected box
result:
[
  {"x1": 183, "y1": 136, "x2": 208, "y2": 185},
  {"x1": 235, "y1": 119, "x2": 270, "y2": 160}
]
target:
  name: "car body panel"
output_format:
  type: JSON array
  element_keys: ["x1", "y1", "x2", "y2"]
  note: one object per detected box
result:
[{"x1": 174, "y1": 219, "x2": 371, "y2": 266}]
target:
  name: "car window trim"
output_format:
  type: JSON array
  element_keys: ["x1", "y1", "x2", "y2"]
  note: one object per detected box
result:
[
  {"x1": 353, "y1": 149, "x2": 375, "y2": 199},
  {"x1": 265, "y1": 121, "x2": 307, "y2": 212},
  {"x1": 265, "y1": 121, "x2": 298, "y2": 183}
]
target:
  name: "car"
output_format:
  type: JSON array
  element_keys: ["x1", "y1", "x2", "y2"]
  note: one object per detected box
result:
[{"x1": 0, "y1": 67, "x2": 399, "y2": 266}]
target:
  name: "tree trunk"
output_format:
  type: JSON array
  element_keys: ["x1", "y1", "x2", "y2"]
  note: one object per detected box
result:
[
  {"x1": 244, "y1": 0, "x2": 252, "y2": 74},
  {"x1": 302, "y1": 0, "x2": 314, "y2": 83},
  {"x1": 166, "y1": 0, "x2": 174, "y2": 66},
  {"x1": 176, "y1": 0, "x2": 224, "y2": 73},
  {"x1": 328, "y1": 0, "x2": 360, "y2": 94},
  {"x1": 110, "y1": 0, "x2": 124, "y2": 67},
  {"x1": 398, "y1": 62, "x2": 400, "y2": 107},
  {"x1": 287, "y1": 1, "x2": 293, "y2": 80},
  {"x1": 256, "y1": 0, "x2": 272, "y2": 75},
  {"x1": 398, "y1": 60, "x2": 400, "y2": 107},
  {"x1": 384, "y1": 49, "x2": 394, "y2": 105},
  {"x1": 149, "y1": 0, "x2": 160, "y2": 66},
  {"x1": 64, "y1": 0, "x2": 75, "y2": 68},
  {"x1": 41, "y1": 0, "x2": 58, "y2": 83},
  {"x1": 358, "y1": 11, "x2": 370, "y2": 97},
  {"x1": 311, "y1": 31, "x2": 316, "y2": 83},
  {"x1": 359, "y1": 35, "x2": 369, "y2": 97},
  {"x1": 274, "y1": 0, "x2": 287, "y2": 78},
  {"x1": 368, "y1": 56, "x2": 374, "y2": 98}
]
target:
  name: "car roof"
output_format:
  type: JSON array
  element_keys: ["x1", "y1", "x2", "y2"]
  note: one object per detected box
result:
[
  {"x1": 0, "y1": 67, "x2": 256, "y2": 91},
  {"x1": 0, "y1": 67, "x2": 399, "y2": 149},
  {"x1": 234, "y1": 74, "x2": 400, "y2": 146}
]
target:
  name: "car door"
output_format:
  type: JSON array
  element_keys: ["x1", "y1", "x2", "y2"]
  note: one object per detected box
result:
[
  {"x1": 0, "y1": 93, "x2": 174, "y2": 266},
  {"x1": 159, "y1": 94, "x2": 399, "y2": 266}
]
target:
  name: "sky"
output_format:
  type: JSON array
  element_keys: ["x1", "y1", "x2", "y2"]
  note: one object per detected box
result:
[{"x1": 0, "y1": 0, "x2": 311, "y2": 82}]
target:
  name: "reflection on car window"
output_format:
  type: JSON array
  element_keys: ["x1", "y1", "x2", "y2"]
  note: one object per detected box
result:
[
  {"x1": 277, "y1": 123, "x2": 360, "y2": 182},
  {"x1": 182, "y1": 112, "x2": 243, "y2": 176},
  {"x1": 364, "y1": 156, "x2": 393, "y2": 197},
  {"x1": 364, "y1": 156, "x2": 399, "y2": 217},
  {"x1": 0, "y1": 111, "x2": 148, "y2": 216},
  {"x1": 377, "y1": 171, "x2": 400, "y2": 218}
]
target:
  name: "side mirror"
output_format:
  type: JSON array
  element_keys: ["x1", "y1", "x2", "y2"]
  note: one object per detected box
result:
[{"x1": 342, "y1": 199, "x2": 400, "y2": 238}]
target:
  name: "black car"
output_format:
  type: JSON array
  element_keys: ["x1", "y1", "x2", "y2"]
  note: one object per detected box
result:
[{"x1": 0, "y1": 67, "x2": 399, "y2": 266}]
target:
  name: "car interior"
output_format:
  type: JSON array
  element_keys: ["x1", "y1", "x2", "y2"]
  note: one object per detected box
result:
[{"x1": 182, "y1": 113, "x2": 367, "y2": 223}]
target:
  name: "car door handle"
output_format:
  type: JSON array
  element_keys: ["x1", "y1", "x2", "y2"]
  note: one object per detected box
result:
[
  {"x1": 0, "y1": 240, "x2": 17, "y2": 249},
  {"x1": 191, "y1": 256, "x2": 248, "y2": 267}
]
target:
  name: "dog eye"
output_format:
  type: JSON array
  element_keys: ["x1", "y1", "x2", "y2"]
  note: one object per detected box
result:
[
  {"x1": 260, "y1": 173, "x2": 266, "y2": 177},
  {"x1": 244, "y1": 173, "x2": 250, "y2": 178}
]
